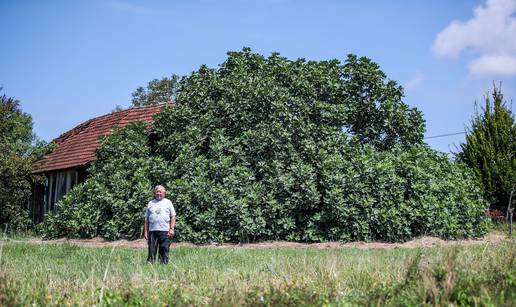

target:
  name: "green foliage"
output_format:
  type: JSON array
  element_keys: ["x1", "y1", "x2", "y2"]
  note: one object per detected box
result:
[
  {"x1": 39, "y1": 49, "x2": 488, "y2": 242},
  {"x1": 457, "y1": 85, "x2": 516, "y2": 210},
  {"x1": 0, "y1": 93, "x2": 33, "y2": 155},
  {"x1": 343, "y1": 55, "x2": 426, "y2": 149},
  {"x1": 131, "y1": 74, "x2": 180, "y2": 107},
  {"x1": 0, "y1": 90, "x2": 49, "y2": 233},
  {"x1": 151, "y1": 48, "x2": 485, "y2": 243},
  {"x1": 39, "y1": 123, "x2": 171, "y2": 240},
  {"x1": 320, "y1": 145, "x2": 488, "y2": 242}
]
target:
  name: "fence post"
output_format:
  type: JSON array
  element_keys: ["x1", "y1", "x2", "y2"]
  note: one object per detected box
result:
[{"x1": 507, "y1": 184, "x2": 515, "y2": 236}]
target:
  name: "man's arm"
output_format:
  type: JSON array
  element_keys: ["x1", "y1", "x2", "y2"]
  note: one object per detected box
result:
[
  {"x1": 168, "y1": 215, "x2": 176, "y2": 237},
  {"x1": 144, "y1": 218, "x2": 148, "y2": 240}
]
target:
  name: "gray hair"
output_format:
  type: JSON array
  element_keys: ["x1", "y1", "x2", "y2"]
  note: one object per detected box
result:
[{"x1": 154, "y1": 185, "x2": 166, "y2": 192}]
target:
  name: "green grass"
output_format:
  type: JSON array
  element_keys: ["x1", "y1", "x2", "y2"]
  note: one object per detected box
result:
[
  {"x1": 489, "y1": 221, "x2": 516, "y2": 238},
  {"x1": 0, "y1": 239, "x2": 514, "y2": 306}
]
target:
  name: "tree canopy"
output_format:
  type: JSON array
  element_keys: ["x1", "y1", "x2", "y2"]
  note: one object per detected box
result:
[
  {"x1": 40, "y1": 49, "x2": 488, "y2": 242},
  {"x1": 0, "y1": 90, "x2": 41, "y2": 232},
  {"x1": 152, "y1": 49, "x2": 483, "y2": 242},
  {"x1": 131, "y1": 74, "x2": 180, "y2": 107},
  {"x1": 0, "y1": 91, "x2": 33, "y2": 155},
  {"x1": 457, "y1": 85, "x2": 516, "y2": 211}
]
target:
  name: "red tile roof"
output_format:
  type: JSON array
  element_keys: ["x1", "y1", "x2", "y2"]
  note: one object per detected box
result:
[{"x1": 33, "y1": 104, "x2": 168, "y2": 173}]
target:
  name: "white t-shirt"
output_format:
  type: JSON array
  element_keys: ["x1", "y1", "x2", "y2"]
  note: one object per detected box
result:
[{"x1": 145, "y1": 198, "x2": 176, "y2": 231}]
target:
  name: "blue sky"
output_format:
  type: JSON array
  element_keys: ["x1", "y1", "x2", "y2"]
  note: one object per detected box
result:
[{"x1": 1, "y1": 0, "x2": 515, "y2": 153}]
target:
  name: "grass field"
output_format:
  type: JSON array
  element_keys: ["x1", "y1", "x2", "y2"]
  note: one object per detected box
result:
[{"x1": 0, "y1": 238, "x2": 514, "y2": 306}]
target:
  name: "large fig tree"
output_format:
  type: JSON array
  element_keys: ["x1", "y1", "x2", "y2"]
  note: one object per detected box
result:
[
  {"x1": 40, "y1": 49, "x2": 488, "y2": 242},
  {"x1": 151, "y1": 49, "x2": 485, "y2": 242}
]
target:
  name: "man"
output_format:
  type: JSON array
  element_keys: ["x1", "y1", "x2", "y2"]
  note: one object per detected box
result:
[{"x1": 144, "y1": 185, "x2": 176, "y2": 264}]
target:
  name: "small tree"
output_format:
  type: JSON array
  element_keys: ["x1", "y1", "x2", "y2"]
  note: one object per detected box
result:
[
  {"x1": 131, "y1": 74, "x2": 181, "y2": 107},
  {"x1": 457, "y1": 85, "x2": 516, "y2": 211}
]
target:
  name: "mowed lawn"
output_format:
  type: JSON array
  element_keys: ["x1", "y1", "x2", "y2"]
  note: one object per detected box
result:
[{"x1": 0, "y1": 239, "x2": 514, "y2": 306}]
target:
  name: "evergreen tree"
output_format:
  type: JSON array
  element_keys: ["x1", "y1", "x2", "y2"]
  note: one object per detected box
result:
[{"x1": 458, "y1": 85, "x2": 516, "y2": 211}]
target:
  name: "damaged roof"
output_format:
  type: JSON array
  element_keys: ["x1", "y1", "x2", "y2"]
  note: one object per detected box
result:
[{"x1": 33, "y1": 104, "x2": 167, "y2": 173}]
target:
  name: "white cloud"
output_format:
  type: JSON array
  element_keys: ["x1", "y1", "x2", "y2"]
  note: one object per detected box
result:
[
  {"x1": 433, "y1": 0, "x2": 516, "y2": 76},
  {"x1": 469, "y1": 54, "x2": 516, "y2": 75},
  {"x1": 404, "y1": 72, "x2": 424, "y2": 90}
]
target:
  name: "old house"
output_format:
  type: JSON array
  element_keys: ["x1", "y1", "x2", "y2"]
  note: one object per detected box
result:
[{"x1": 30, "y1": 104, "x2": 166, "y2": 223}]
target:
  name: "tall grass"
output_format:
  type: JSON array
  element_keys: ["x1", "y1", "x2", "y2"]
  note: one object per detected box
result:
[{"x1": 0, "y1": 240, "x2": 514, "y2": 306}]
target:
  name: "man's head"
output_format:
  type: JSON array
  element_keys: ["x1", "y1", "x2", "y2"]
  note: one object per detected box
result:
[{"x1": 154, "y1": 185, "x2": 166, "y2": 201}]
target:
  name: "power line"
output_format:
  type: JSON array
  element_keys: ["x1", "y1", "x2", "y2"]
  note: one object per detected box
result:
[{"x1": 424, "y1": 132, "x2": 466, "y2": 139}]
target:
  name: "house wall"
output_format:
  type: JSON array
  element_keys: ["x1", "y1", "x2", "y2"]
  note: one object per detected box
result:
[{"x1": 30, "y1": 166, "x2": 88, "y2": 224}]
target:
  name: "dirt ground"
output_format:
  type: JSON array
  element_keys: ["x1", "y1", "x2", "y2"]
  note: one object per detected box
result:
[{"x1": 4, "y1": 232, "x2": 508, "y2": 250}]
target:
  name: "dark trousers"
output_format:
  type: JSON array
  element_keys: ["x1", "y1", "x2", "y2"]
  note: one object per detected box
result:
[{"x1": 147, "y1": 231, "x2": 170, "y2": 264}]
